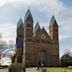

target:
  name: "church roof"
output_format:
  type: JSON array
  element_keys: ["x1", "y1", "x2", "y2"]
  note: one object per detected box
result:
[
  {"x1": 34, "y1": 22, "x2": 40, "y2": 32},
  {"x1": 17, "y1": 18, "x2": 23, "y2": 29},
  {"x1": 49, "y1": 16, "x2": 58, "y2": 27},
  {"x1": 24, "y1": 9, "x2": 33, "y2": 21}
]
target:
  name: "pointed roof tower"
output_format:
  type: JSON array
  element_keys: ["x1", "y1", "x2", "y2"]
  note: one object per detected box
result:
[
  {"x1": 42, "y1": 27, "x2": 45, "y2": 31},
  {"x1": 24, "y1": 9, "x2": 33, "y2": 22},
  {"x1": 34, "y1": 22, "x2": 41, "y2": 32},
  {"x1": 49, "y1": 16, "x2": 58, "y2": 28},
  {"x1": 17, "y1": 18, "x2": 23, "y2": 29}
]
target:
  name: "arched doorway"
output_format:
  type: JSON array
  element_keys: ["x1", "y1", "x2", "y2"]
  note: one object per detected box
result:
[{"x1": 37, "y1": 51, "x2": 46, "y2": 65}]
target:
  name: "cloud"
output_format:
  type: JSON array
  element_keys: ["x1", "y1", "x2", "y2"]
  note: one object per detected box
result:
[
  {"x1": 1, "y1": 57, "x2": 11, "y2": 65},
  {"x1": 0, "y1": 0, "x2": 72, "y2": 58},
  {"x1": 57, "y1": 7, "x2": 72, "y2": 40},
  {"x1": 0, "y1": 23, "x2": 16, "y2": 42},
  {"x1": 0, "y1": 0, "x2": 71, "y2": 42},
  {"x1": 0, "y1": 0, "x2": 65, "y2": 14},
  {"x1": 0, "y1": 0, "x2": 35, "y2": 6},
  {"x1": 34, "y1": 0, "x2": 65, "y2": 14}
]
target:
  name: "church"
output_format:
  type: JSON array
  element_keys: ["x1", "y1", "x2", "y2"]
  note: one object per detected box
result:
[{"x1": 15, "y1": 9, "x2": 59, "y2": 66}]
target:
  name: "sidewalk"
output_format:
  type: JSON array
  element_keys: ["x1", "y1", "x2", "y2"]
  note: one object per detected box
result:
[{"x1": 0, "y1": 67, "x2": 38, "y2": 72}]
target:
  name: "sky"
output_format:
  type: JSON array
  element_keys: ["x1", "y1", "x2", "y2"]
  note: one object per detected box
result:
[{"x1": 0, "y1": 0, "x2": 72, "y2": 65}]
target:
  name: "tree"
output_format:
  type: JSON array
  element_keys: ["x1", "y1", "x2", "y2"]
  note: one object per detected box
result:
[
  {"x1": 0, "y1": 33, "x2": 16, "y2": 65},
  {"x1": 0, "y1": 33, "x2": 8, "y2": 65},
  {"x1": 2, "y1": 40, "x2": 16, "y2": 64},
  {"x1": 11, "y1": 54, "x2": 16, "y2": 63},
  {"x1": 60, "y1": 49, "x2": 72, "y2": 67},
  {"x1": 0, "y1": 40, "x2": 8, "y2": 65},
  {"x1": 4, "y1": 40, "x2": 15, "y2": 57}
]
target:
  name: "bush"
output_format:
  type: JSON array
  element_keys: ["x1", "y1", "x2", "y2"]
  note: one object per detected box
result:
[
  {"x1": 68, "y1": 66, "x2": 72, "y2": 69},
  {"x1": 8, "y1": 63, "x2": 25, "y2": 72},
  {"x1": 60, "y1": 54, "x2": 72, "y2": 67},
  {"x1": 25, "y1": 64, "x2": 37, "y2": 68}
]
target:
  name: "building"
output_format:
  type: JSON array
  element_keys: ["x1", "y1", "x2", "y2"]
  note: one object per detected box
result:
[{"x1": 15, "y1": 9, "x2": 59, "y2": 66}]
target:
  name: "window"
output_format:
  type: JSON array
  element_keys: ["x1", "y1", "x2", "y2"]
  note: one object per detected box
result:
[
  {"x1": 27, "y1": 37, "x2": 31, "y2": 42},
  {"x1": 36, "y1": 39, "x2": 40, "y2": 43},
  {"x1": 41, "y1": 40, "x2": 45, "y2": 43},
  {"x1": 47, "y1": 41, "x2": 50, "y2": 43},
  {"x1": 27, "y1": 24, "x2": 32, "y2": 27},
  {"x1": 16, "y1": 37, "x2": 23, "y2": 48}
]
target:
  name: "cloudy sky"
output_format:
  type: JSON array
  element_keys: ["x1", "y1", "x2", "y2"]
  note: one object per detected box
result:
[{"x1": 0, "y1": 0, "x2": 72, "y2": 64}]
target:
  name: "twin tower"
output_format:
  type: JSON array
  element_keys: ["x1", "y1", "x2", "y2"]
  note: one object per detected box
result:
[{"x1": 15, "y1": 9, "x2": 59, "y2": 66}]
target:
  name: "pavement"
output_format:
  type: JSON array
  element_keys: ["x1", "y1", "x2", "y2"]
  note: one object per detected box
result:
[
  {"x1": 0, "y1": 67, "x2": 38, "y2": 72},
  {"x1": 0, "y1": 68, "x2": 8, "y2": 72},
  {"x1": 26, "y1": 68, "x2": 38, "y2": 72}
]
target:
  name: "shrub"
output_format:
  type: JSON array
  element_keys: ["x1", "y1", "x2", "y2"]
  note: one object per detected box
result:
[
  {"x1": 8, "y1": 63, "x2": 25, "y2": 72},
  {"x1": 25, "y1": 64, "x2": 37, "y2": 68}
]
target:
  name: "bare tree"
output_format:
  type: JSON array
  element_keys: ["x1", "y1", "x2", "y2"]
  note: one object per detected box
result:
[
  {"x1": 1, "y1": 40, "x2": 16, "y2": 64},
  {"x1": 0, "y1": 34, "x2": 7, "y2": 65},
  {"x1": 5, "y1": 40, "x2": 16, "y2": 57},
  {"x1": 63, "y1": 48, "x2": 72, "y2": 56},
  {"x1": 0, "y1": 33, "x2": 16, "y2": 65}
]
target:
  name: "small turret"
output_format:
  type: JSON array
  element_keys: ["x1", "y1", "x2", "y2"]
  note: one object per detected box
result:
[
  {"x1": 17, "y1": 18, "x2": 23, "y2": 29},
  {"x1": 49, "y1": 16, "x2": 58, "y2": 28},
  {"x1": 34, "y1": 22, "x2": 41, "y2": 33}
]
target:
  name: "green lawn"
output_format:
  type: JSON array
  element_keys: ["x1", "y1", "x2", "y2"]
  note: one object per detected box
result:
[{"x1": 39, "y1": 67, "x2": 72, "y2": 72}]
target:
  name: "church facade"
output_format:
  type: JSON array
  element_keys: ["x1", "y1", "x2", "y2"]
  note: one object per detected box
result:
[{"x1": 15, "y1": 9, "x2": 59, "y2": 66}]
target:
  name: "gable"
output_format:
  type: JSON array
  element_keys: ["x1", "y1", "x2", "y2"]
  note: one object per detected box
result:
[
  {"x1": 40, "y1": 28, "x2": 51, "y2": 41},
  {"x1": 33, "y1": 27, "x2": 51, "y2": 42}
]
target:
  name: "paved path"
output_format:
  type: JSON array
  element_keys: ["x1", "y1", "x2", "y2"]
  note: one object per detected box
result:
[
  {"x1": 26, "y1": 68, "x2": 38, "y2": 72},
  {"x1": 0, "y1": 68, "x2": 8, "y2": 72},
  {"x1": 0, "y1": 68, "x2": 38, "y2": 72}
]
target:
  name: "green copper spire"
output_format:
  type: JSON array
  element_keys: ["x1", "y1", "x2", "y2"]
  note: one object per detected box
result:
[
  {"x1": 24, "y1": 9, "x2": 33, "y2": 21},
  {"x1": 50, "y1": 16, "x2": 58, "y2": 27},
  {"x1": 17, "y1": 18, "x2": 23, "y2": 29},
  {"x1": 35, "y1": 22, "x2": 40, "y2": 32}
]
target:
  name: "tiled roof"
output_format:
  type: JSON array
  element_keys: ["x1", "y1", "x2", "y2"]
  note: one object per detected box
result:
[
  {"x1": 17, "y1": 18, "x2": 23, "y2": 29},
  {"x1": 50, "y1": 16, "x2": 58, "y2": 27},
  {"x1": 24, "y1": 9, "x2": 33, "y2": 21},
  {"x1": 34, "y1": 22, "x2": 40, "y2": 32}
]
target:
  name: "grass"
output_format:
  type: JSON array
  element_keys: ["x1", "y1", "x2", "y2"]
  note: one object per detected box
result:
[{"x1": 39, "y1": 67, "x2": 72, "y2": 72}]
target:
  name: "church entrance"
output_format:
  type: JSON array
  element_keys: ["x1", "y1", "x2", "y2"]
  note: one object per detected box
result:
[{"x1": 37, "y1": 51, "x2": 46, "y2": 65}]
